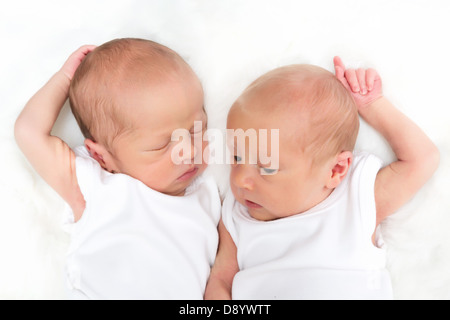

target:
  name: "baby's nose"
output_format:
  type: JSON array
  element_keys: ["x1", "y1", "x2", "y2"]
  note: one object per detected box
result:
[
  {"x1": 178, "y1": 132, "x2": 199, "y2": 163},
  {"x1": 231, "y1": 165, "x2": 255, "y2": 191}
]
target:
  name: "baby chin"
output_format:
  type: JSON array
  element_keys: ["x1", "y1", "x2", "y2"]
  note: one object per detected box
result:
[{"x1": 171, "y1": 164, "x2": 206, "y2": 195}]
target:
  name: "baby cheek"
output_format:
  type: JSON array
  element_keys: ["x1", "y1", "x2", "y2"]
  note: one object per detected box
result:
[
  {"x1": 229, "y1": 166, "x2": 244, "y2": 188},
  {"x1": 157, "y1": 153, "x2": 180, "y2": 179},
  {"x1": 229, "y1": 171, "x2": 242, "y2": 198}
]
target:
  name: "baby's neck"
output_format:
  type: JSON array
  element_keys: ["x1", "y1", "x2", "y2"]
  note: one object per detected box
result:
[{"x1": 299, "y1": 187, "x2": 334, "y2": 215}]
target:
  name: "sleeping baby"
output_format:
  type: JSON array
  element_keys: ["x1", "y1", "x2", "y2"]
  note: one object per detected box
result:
[
  {"x1": 15, "y1": 38, "x2": 220, "y2": 299},
  {"x1": 205, "y1": 57, "x2": 439, "y2": 299}
]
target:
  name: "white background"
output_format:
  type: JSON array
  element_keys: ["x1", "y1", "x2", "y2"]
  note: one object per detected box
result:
[{"x1": 0, "y1": 0, "x2": 449, "y2": 299}]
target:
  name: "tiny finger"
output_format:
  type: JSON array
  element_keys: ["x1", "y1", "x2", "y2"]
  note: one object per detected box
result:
[
  {"x1": 335, "y1": 66, "x2": 351, "y2": 91},
  {"x1": 333, "y1": 56, "x2": 346, "y2": 71},
  {"x1": 344, "y1": 69, "x2": 360, "y2": 93},
  {"x1": 366, "y1": 68, "x2": 379, "y2": 91},
  {"x1": 356, "y1": 68, "x2": 367, "y2": 95}
]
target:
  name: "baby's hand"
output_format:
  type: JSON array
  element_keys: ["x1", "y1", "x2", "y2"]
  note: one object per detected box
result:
[
  {"x1": 60, "y1": 45, "x2": 96, "y2": 80},
  {"x1": 333, "y1": 56, "x2": 383, "y2": 109}
]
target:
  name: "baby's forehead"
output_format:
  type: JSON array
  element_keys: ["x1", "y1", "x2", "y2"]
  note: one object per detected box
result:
[
  {"x1": 85, "y1": 39, "x2": 197, "y2": 89},
  {"x1": 236, "y1": 68, "x2": 326, "y2": 119},
  {"x1": 229, "y1": 65, "x2": 338, "y2": 142}
]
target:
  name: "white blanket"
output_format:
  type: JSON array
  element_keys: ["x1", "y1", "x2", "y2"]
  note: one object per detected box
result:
[{"x1": 1, "y1": 0, "x2": 449, "y2": 299}]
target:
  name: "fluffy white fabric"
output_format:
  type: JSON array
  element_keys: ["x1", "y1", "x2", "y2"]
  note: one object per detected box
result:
[{"x1": 1, "y1": 0, "x2": 449, "y2": 299}]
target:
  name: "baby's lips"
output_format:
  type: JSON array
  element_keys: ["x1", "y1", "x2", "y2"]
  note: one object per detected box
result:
[
  {"x1": 177, "y1": 166, "x2": 199, "y2": 181},
  {"x1": 245, "y1": 199, "x2": 262, "y2": 209}
]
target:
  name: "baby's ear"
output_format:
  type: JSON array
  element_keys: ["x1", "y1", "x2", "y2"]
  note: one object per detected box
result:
[
  {"x1": 84, "y1": 139, "x2": 117, "y2": 173},
  {"x1": 326, "y1": 151, "x2": 353, "y2": 189}
]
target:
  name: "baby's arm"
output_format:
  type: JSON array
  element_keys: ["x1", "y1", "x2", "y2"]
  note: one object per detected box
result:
[
  {"x1": 334, "y1": 57, "x2": 440, "y2": 226},
  {"x1": 204, "y1": 219, "x2": 239, "y2": 300},
  {"x1": 14, "y1": 46, "x2": 95, "y2": 221}
]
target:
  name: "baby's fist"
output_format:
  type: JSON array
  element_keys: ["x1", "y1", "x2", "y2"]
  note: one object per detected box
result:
[
  {"x1": 333, "y1": 56, "x2": 382, "y2": 109},
  {"x1": 61, "y1": 45, "x2": 96, "y2": 80}
]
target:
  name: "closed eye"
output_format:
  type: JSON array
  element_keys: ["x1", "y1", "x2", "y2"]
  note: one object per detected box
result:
[
  {"x1": 190, "y1": 119, "x2": 207, "y2": 135},
  {"x1": 145, "y1": 141, "x2": 170, "y2": 152}
]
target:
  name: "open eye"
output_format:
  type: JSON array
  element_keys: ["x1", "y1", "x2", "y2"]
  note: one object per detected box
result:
[
  {"x1": 234, "y1": 155, "x2": 242, "y2": 163},
  {"x1": 260, "y1": 167, "x2": 278, "y2": 175}
]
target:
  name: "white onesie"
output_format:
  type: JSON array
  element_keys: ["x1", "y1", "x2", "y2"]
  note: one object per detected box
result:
[
  {"x1": 64, "y1": 147, "x2": 221, "y2": 299},
  {"x1": 222, "y1": 152, "x2": 393, "y2": 300}
]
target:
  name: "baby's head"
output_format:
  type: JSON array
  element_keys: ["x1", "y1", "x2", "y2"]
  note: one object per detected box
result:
[
  {"x1": 69, "y1": 38, "x2": 207, "y2": 196},
  {"x1": 227, "y1": 64, "x2": 359, "y2": 221}
]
